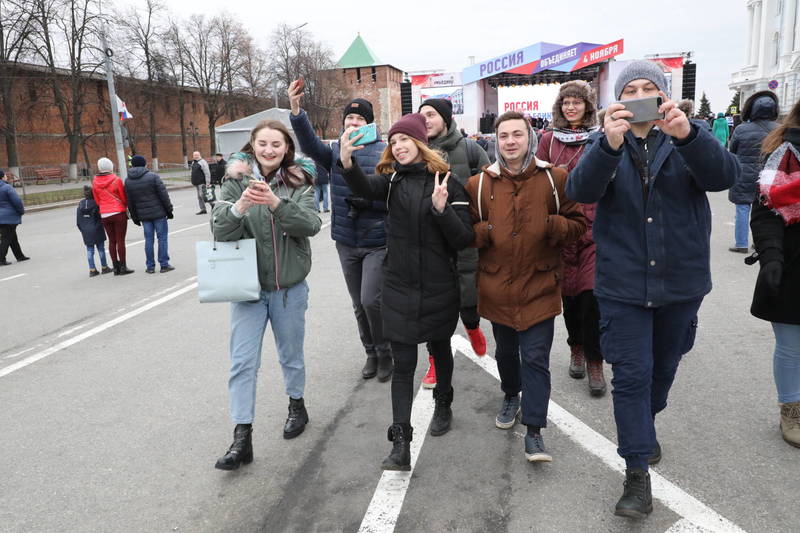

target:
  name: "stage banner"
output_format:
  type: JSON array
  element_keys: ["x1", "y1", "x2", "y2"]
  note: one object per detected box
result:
[
  {"x1": 497, "y1": 84, "x2": 561, "y2": 119},
  {"x1": 411, "y1": 72, "x2": 462, "y2": 87}
]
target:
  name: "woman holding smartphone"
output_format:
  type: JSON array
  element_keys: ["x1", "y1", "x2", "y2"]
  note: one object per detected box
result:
[
  {"x1": 339, "y1": 113, "x2": 474, "y2": 470},
  {"x1": 211, "y1": 120, "x2": 321, "y2": 471}
]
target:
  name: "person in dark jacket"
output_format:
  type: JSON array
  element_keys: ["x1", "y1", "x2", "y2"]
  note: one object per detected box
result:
[
  {"x1": 288, "y1": 80, "x2": 393, "y2": 382},
  {"x1": 76, "y1": 186, "x2": 111, "y2": 277},
  {"x1": 313, "y1": 160, "x2": 330, "y2": 212},
  {"x1": 211, "y1": 153, "x2": 226, "y2": 185},
  {"x1": 728, "y1": 90, "x2": 780, "y2": 253},
  {"x1": 419, "y1": 98, "x2": 490, "y2": 388},
  {"x1": 749, "y1": 97, "x2": 800, "y2": 448},
  {"x1": 125, "y1": 155, "x2": 175, "y2": 274},
  {"x1": 191, "y1": 151, "x2": 211, "y2": 214},
  {"x1": 0, "y1": 170, "x2": 29, "y2": 266},
  {"x1": 567, "y1": 61, "x2": 739, "y2": 518},
  {"x1": 339, "y1": 113, "x2": 474, "y2": 471}
]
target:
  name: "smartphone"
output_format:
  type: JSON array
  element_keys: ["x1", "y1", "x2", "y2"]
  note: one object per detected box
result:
[
  {"x1": 349, "y1": 123, "x2": 378, "y2": 146},
  {"x1": 295, "y1": 76, "x2": 305, "y2": 92},
  {"x1": 615, "y1": 96, "x2": 664, "y2": 124}
]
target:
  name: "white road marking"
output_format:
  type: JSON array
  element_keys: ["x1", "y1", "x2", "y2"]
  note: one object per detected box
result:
[
  {"x1": 451, "y1": 335, "x2": 747, "y2": 533},
  {"x1": 0, "y1": 273, "x2": 27, "y2": 282},
  {"x1": 665, "y1": 518, "x2": 714, "y2": 532},
  {"x1": 3, "y1": 345, "x2": 39, "y2": 360},
  {"x1": 128, "y1": 222, "x2": 209, "y2": 246},
  {"x1": 321, "y1": 222, "x2": 331, "y2": 230},
  {"x1": 358, "y1": 386, "x2": 435, "y2": 533},
  {"x1": 0, "y1": 280, "x2": 198, "y2": 379},
  {"x1": 57, "y1": 321, "x2": 95, "y2": 338}
]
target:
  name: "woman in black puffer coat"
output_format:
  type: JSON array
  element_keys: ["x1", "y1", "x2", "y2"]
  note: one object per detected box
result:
[
  {"x1": 728, "y1": 90, "x2": 779, "y2": 252},
  {"x1": 340, "y1": 113, "x2": 474, "y2": 471}
]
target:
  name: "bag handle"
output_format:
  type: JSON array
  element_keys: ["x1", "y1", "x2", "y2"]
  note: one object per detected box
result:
[{"x1": 386, "y1": 172, "x2": 397, "y2": 211}]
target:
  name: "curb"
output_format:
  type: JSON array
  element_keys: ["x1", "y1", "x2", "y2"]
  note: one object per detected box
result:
[{"x1": 26, "y1": 183, "x2": 195, "y2": 213}]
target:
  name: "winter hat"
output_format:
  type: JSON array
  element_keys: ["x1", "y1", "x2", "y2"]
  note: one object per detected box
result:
[
  {"x1": 387, "y1": 113, "x2": 428, "y2": 144},
  {"x1": 614, "y1": 60, "x2": 668, "y2": 99},
  {"x1": 419, "y1": 98, "x2": 453, "y2": 129},
  {"x1": 343, "y1": 98, "x2": 374, "y2": 124},
  {"x1": 97, "y1": 157, "x2": 114, "y2": 173},
  {"x1": 552, "y1": 80, "x2": 597, "y2": 129},
  {"x1": 131, "y1": 155, "x2": 146, "y2": 167}
]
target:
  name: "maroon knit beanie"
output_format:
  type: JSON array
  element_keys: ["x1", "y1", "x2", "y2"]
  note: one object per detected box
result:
[{"x1": 387, "y1": 113, "x2": 428, "y2": 144}]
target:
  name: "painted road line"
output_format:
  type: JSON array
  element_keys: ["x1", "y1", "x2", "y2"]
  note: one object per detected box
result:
[
  {"x1": 4, "y1": 345, "x2": 39, "y2": 360},
  {"x1": 451, "y1": 335, "x2": 747, "y2": 533},
  {"x1": 0, "y1": 273, "x2": 27, "y2": 282},
  {"x1": 0, "y1": 281, "x2": 198, "y2": 379},
  {"x1": 665, "y1": 518, "x2": 714, "y2": 532},
  {"x1": 128, "y1": 222, "x2": 209, "y2": 246},
  {"x1": 358, "y1": 386, "x2": 435, "y2": 533},
  {"x1": 57, "y1": 321, "x2": 95, "y2": 338}
]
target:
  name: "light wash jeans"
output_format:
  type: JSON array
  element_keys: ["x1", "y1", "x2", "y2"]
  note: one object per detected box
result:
[
  {"x1": 734, "y1": 203, "x2": 752, "y2": 248},
  {"x1": 142, "y1": 217, "x2": 169, "y2": 269},
  {"x1": 772, "y1": 322, "x2": 800, "y2": 404},
  {"x1": 227, "y1": 281, "x2": 309, "y2": 424},
  {"x1": 314, "y1": 184, "x2": 329, "y2": 211}
]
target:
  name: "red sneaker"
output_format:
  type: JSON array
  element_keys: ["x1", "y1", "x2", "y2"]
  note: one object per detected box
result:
[
  {"x1": 422, "y1": 355, "x2": 436, "y2": 389},
  {"x1": 466, "y1": 326, "x2": 487, "y2": 356}
]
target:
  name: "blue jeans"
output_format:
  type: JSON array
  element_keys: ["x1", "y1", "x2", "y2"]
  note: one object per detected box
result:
[
  {"x1": 734, "y1": 204, "x2": 751, "y2": 248},
  {"x1": 314, "y1": 184, "x2": 329, "y2": 211},
  {"x1": 492, "y1": 319, "x2": 555, "y2": 428},
  {"x1": 142, "y1": 218, "x2": 169, "y2": 269},
  {"x1": 227, "y1": 281, "x2": 309, "y2": 424},
  {"x1": 772, "y1": 322, "x2": 800, "y2": 404},
  {"x1": 597, "y1": 297, "x2": 702, "y2": 470},
  {"x1": 86, "y1": 244, "x2": 108, "y2": 270}
]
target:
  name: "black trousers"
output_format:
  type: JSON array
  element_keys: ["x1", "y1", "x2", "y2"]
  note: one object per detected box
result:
[
  {"x1": 0, "y1": 224, "x2": 24, "y2": 261},
  {"x1": 562, "y1": 290, "x2": 603, "y2": 362},
  {"x1": 391, "y1": 339, "x2": 453, "y2": 424}
]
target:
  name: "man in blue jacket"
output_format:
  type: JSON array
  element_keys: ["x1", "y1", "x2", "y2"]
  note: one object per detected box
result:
[
  {"x1": 0, "y1": 170, "x2": 29, "y2": 266},
  {"x1": 567, "y1": 61, "x2": 739, "y2": 519},
  {"x1": 288, "y1": 80, "x2": 393, "y2": 382}
]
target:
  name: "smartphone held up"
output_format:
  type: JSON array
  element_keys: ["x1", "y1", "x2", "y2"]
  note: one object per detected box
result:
[{"x1": 614, "y1": 96, "x2": 664, "y2": 124}]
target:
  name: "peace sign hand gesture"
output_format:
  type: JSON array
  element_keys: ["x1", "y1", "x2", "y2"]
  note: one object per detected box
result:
[{"x1": 432, "y1": 171, "x2": 450, "y2": 213}]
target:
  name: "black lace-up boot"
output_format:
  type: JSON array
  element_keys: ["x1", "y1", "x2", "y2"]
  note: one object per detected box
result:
[
  {"x1": 283, "y1": 397, "x2": 309, "y2": 439},
  {"x1": 614, "y1": 468, "x2": 653, "y2": 518},
  {"x1": 214, "y1": 424, "x2": 253, "y2": 470},
  {"x1": 429, "y1": 387, "x2": 453, "y2": 436},
  {"x1": 381, "y1": 423, "x2": 412, "y2": 471}
]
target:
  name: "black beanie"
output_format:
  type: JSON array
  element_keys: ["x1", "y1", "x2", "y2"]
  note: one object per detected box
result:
[
  {"x1": 419, "y1": 98, "x2": 453, "y2": 129},
  {"x1": 131, "y1": 155, "x2": 146, "y2": 167},
  {"x1": 343, "y1": 98, "x2": 374, "y2": 124}
]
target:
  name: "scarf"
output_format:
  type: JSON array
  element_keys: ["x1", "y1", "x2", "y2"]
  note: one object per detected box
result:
[
  {"x1": 250, "y1": 155, "x2": 316, "y2": 190},
  {"x1": 496, "y1": 123, "x2": 537, "y2": 175},
  {"x1": 551, "y1": 126, "x2": 599, "y2": 145},
  {"x1": 758, "y1": 140, "x2": 800, "y2": 225}
]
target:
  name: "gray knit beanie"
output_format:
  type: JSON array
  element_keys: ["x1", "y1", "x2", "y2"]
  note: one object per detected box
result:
[
  {"x1": 614, "y1": 60, "x2": 668, "y2": 99},
  {"x1": 97, "y1": 157, "x2": 114, "y2": 173}
]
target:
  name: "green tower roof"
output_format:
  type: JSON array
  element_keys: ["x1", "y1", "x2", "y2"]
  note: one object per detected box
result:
[{"x1": 337, "y1": 34, "x2": 382, "y2": 68}]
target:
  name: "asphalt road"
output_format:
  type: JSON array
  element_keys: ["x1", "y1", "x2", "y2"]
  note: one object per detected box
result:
[{"x1": 0, "y1": 188, "x2": 794, "y2": 533}]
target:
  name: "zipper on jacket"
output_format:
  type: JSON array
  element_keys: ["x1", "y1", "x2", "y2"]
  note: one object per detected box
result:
[{"x1": 270, "y1": 212, "x2": 281, "y2": 291}]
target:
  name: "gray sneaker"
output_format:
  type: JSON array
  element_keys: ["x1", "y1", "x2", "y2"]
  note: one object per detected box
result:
[
  {"x1": 495, "y1": 394, "x2": 521, "y2": 429},
  {"x1": 524, "y1": 433, "x2": 552, "y2": 462}
]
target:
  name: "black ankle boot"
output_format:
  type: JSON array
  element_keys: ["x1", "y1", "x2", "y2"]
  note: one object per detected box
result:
[
  {"x1": 214, "y1": 424, "x2": 253, "y2": 470},
  {"x1": 118, "y1": 262, "x2": 134, "y2": 275},
  {"x1": 382, "y1": 423, "x2": 412, "y2": 471},
  {"x1": 362, "y1": 356, "x2": 378, "y2": 379},
  {"x1": 112, "y1": 260, "x2": 120, "y2": 276},
  {"x1": 283, "y1": 397, "x2": 309, "y2": 439},
  {"x1": 615, "y1": 468, "x2": 653, "y2": 518},
  {"x1": 429, "y1": 386, "x2": 453, "y2": 436},
  {"x1": 376, "y1": 354, "x2": 393, "y2": 382}
]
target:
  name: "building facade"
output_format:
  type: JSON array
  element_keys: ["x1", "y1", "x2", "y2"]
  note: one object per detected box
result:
[{"x1": 731, "y1": 0, "x2": 800, "y2": 114}]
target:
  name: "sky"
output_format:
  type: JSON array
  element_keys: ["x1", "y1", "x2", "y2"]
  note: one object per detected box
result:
[{"x1": 124, "y1": 0, "x2": 748, "y2": 113}]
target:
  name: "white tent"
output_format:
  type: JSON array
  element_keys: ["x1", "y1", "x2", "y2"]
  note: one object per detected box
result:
[{"x1": 215, "y1": 108, "x2": 302, "y2": 157}]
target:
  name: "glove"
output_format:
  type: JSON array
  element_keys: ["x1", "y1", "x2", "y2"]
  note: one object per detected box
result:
[
  {"x1": 758, "y1": 261, "x2": 783, "y2": 294},
  {"x1": 167, "y1": 211, "x2": 174, "y2": 219},
  {"x1": 345, "y1": 195, "x2": 373, "y2": 210}
]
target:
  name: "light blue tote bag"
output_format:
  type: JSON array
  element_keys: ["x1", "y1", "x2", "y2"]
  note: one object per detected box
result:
[{"x1": 195, "y1": 239, "x2": 260, "y2": 303}]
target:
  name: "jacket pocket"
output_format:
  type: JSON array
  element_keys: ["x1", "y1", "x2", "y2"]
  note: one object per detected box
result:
[
  {"x1": 535, "y1": 260, "x2": 561, "y2": 287},
  {"x1": 680, "y1": 317, "x2": 699, "y2": 355}
]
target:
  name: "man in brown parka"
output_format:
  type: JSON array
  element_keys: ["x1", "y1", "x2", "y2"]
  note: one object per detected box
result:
[{"x1": 465, "y1": 111, "x2": 587, "y2": 462}]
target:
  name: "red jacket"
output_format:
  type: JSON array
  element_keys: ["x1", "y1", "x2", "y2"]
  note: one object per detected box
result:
[
  {"x1": 92, "y1": 173, "x2": 127, "y2": 214},
  {"x1": 536, "y1": 131, "x2": 595, "y2": 297}
]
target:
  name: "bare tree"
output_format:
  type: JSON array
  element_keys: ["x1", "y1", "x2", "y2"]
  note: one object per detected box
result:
[
  {"x1": 163, "y1": 20, "x2": 189, "y2": 165},
  {"x1": 30, "y1": 0, "x2": 103, "y2": 179},
  {"x1": 238, "y1": 35, "x2": 272, "y2": 101},
  {"x1": 0, "y1": 0, "x2": 35, "y2": 179}
]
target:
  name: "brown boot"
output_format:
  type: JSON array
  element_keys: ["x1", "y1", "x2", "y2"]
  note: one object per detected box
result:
[
  {"x1": 586, "y1": 359, "x2": 606, "y2": 396},
  {"x1": 780, "y1": 402, "x2": 800, "y2": 448},
  {"x1": 569, "y1": 345, "x2": 585, "y2": 379}
]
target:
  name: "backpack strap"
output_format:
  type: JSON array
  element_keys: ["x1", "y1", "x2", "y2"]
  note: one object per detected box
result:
[
  {"x1": 545, "y1": 168, "x2": 560, "y2": 214},
  {"x1": 465, "y1": 139, "x2": 479, "y2": 175},
  {"x1": 477, "y1": 172, "x2": 485, "y2": 221}
]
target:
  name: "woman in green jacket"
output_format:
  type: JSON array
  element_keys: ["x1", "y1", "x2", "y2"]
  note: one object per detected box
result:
[
  {"x1": 712, "y1": 112, "x2": 730, "y2": 146},
  {"x1": 211, "y1": 120, "x2": 321, "y2": 471}
]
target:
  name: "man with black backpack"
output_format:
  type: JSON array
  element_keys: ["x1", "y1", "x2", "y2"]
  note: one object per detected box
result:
[{"x1": 419, "y1": 98, "x2": 490, "y2": 387}]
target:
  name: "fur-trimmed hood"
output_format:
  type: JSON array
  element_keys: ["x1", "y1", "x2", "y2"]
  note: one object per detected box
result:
[
  {"x1": 741, "y1": 90, "x2": 779, "y2": 122},
  {"x1": 551, "y1": 80, "x2": 597, "y2": 130}
]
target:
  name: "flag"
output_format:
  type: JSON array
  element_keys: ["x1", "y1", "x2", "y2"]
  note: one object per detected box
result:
[{"x1": 115, "y1": 95, "x2": 133, "y2": 121}]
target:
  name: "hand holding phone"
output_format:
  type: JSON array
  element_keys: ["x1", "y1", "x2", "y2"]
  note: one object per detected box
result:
[
  {"x1": 612, "y1": 96, "x2": 664, "y2": 124},
  {"x1": 288, "y1": 76, "x2": 305, "y2": 115},
  {"x1": 654, "y1": 91, "x2": 691, "y2": 141},
  {"x1": 349, "y1": 123, "x2": 377, "y2": 147}
]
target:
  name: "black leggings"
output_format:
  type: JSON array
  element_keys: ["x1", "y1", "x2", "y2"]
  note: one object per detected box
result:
[
  {"x1": 562, "y1": 290, "x2": 602, "y2": 362},
  {"x1": 391, "y1": 339, "x2": 453, "y2": 424}
]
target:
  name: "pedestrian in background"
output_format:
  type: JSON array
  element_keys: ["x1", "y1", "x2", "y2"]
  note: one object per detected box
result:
[
  {"x1": 92, "y1": 158, "x2": 133, "y2": 275},
  {"x1": 289, "y1": 81, "x2": 393, "y2": 382},
  {"x1": 339, "y1": 113, "x2": 474, "y2": 471},
  {"x1": 536, "y1": 80, "x2": 606, "y2": 397},
  {"x1": 567, "y1": 61, "x2": 738, "y2": 518},
  {"x1": 191, "y1": 151, "x2": 211, "y2": 215},
  {"x1": 713, "y1": 112, "x2": 730, "y2": 146},
  {"x1": 314, "y1": 161, "x2": 330, "y2": 212},
  {"x1": 0, "y1": 170, "x2": 29, "y2": 266},
  {"x1": 76, "y1": 185, "x2": 111, "y2": 277},
  {"x1": 125, "y1": 155, "x2": 175, "y2": 274},
  {"x1": 468, "y1": 111, "x2": 586, "y2": 462},
  {"x1": 728, "y1": 91, "x2": 780, "y2": 253},
  {"x1": 211, "y1": 121, "x2": 321, "y2": 471},
  {"x1": 419, "y1": 97, "x2": 490, "y2": 388},
  {"x1": 749, "y1": 97, "x2": 800, "y2": 448}
]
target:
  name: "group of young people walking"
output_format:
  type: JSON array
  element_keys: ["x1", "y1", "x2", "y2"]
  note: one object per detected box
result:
[{"x1": 207, "y1": 60, "x2": 799, "y2": 520}]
